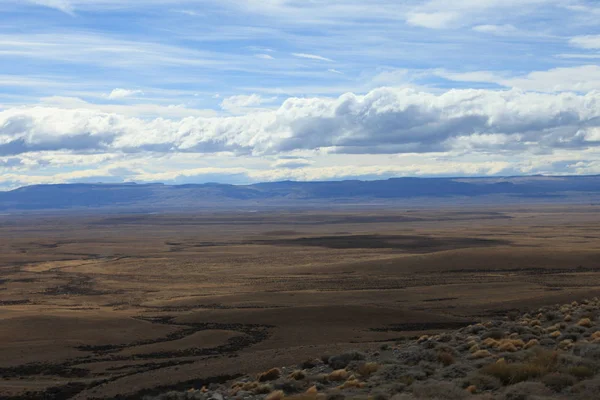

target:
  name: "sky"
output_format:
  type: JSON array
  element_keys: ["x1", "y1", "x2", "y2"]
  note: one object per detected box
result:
[{"x1": 1, "y1": 0, "x2": 600, "y2": 189}]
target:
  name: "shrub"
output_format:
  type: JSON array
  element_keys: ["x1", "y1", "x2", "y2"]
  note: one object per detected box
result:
[
  {"x1": 481, "y1": 362, "x2": 542, "y2": 385},
  {"x1": 357, "y1": 362, "x2": 378, "y2": 377},
  {"x1": 501, "y1": 381, "x2": 552, "y2": 400},
  {"x1": 545, "y1": 311, "x2": 562, "y2": 321},
  {"x1": 482, "y1": 330, "x2": 506, "y2": 340},
  {"x1": 437, "y1": 351, "x2": 455, "y2": 366},
  {"x1": 481, "y1": 349, "x2": 558, "y2": 385},
  {"x1": 464, "y1": 373, "x2": 503, "y2": 391},
  {"x1": 568, "y1": 366, "x2": 595, "y2": 380},
  {"x1": 411, "y1": 381, "x2": 469, "y2": 400},
  {"x1": 258, "y1": 368, "x2": 282, "y2": 382},
  {"x1": 578, "y1": 318, "x2": 593, "y2": 328},
  {"x1": 328, "y1": 352, "x2": 365, "y2": 369},
  {"x1": 541, "y1": 372, "x2": 577, "y2": 392}
]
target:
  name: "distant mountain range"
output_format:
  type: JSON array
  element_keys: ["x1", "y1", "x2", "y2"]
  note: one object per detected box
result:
[{"x1": 2, "y1": 175, "x2": 600, "y2": 212}]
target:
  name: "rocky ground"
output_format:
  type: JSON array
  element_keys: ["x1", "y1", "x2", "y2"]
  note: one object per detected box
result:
[{"x1": 148, "y1": 298, "x2": 600, "y2": 400}]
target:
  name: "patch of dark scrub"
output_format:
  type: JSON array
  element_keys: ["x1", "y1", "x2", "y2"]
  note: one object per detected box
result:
[
  {"x1": 444, "y1": 266, "x2": 598, "y2": 274},
  {"x1": 0, "y1": 299, "x2": 31, "y2": 306},
  {"x1": 0, "y1": 363, "x2": 89, "y2": 378},
  {"x1": 258, "y1": 234, "x2": 509, "y2": 252},
  {"x1": 113, "y1": 374, "x2": 242, "y2": 400},
  {"x1": 4, "y1": 383, "x2": 91, "y2": 400},
  {"x1": 76, "y1": 317, "x2": 273, "y2": 361},
  {"x1": 142, "y1": 303, "x2": 287, "y2": 312},
  {"x1": 371, "y1": 321, "x2": 474, "y2": 332},
  {"x1": 11, "y1": 278, "x2": 38, "y2": 283},
  {"x1": 422, "y1": 297, "x2": 459, "y2": 302},
  {"x1": 43, "y1": 275, "x2": 120, "y2": 296},
  {"x1": 105, "y1": 360, "x2": 195, "y2": 372}
]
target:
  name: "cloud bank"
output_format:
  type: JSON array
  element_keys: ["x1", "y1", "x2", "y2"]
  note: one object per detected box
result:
[{"x1": 2, "y1": 88, "x2": 600, "y2": 159}]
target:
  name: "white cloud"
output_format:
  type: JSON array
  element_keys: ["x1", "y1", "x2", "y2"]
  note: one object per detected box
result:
[
  {"x1": 292, "y1": 53, "x2": 333, "y2": 62},
  {"x1": 39, "y1": 96, "x2": 216, "y2": 118},
  {"x1": 255, "y1": 54, "x2": 274, "y2": 60},
  {"x1": 107, "y1": 88, "x2": 144, "y2": 100},
  {"x1": 27, "y1": 0, "x2": 75, "y2": 15},
  {"x1": 220, "y1": 94, "x2": 268, "y2": 113},
  {"x1": 2, "y1": 87, "x2": 600, "y2": 160},
  {"x1": 503, "y1": 65, "x2": 600, "y2": 92},
  {"x1": 328, "y1": 69, "x2": 343, "y2": 74},
  {"x1": 473, "y1": 24, "x2": 519, "y2": 36},
  {"x1": 406, "y1": 12, "x2": 459, "y2": 29},
  {"x1": 570, "y1": 35, "x2": 600, "y2": 49}
]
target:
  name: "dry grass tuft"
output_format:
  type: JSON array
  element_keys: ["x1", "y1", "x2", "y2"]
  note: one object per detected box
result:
[
  {"x1": 480, "y1": 349, "x2": 559, "y2": 385},
  {"x1": 578, "y1": 318, "x2": 593, "y2": 327},
  {"x1": 254, "y1": 384, "x2": 274, "y2": 394},
  {"x1": 357, "y1": 362, "x2": 379, "y2": 377},
  {"x1": 266, "y1": 390, "x2": 285, "y2": 400},
  {"x1": 258, "y1": 368, "x2": 282, "y2": 382},
  {"x1": 289, "y1": 370, "x2": 306, "y2": 380},
  {"x1": 306, "y1": 386, "x2": 318, "y2": 395},
  {"x1": 338, "y1": 379, "x2": 365, "y2": 390},
  {"x1": 524, "y1": 339, "x2": 539, "y2": 349},
  {"x1": 328, "y1": 369, "x2": 349, "y2": 382},
  {"x1": 471, "y1": 350, "x2": 492, "y2": 359},
  {"x1": 498, "y1": 342, "x2": 518, "y2": 352},
  {"x1": 550, "y1": 330, "x2": 562, "y2": 338}
]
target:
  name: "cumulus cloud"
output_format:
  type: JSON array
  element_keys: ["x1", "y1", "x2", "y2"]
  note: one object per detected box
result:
[
  {"x1": 220, "y1": 94, "x2": 277, "y2": 114},
  {"x1": 108, "y1": 88, "x2": 144, "y2": 100},
  {"x1": 1, "y1": 88, "x2": 600, "y2": 160}
]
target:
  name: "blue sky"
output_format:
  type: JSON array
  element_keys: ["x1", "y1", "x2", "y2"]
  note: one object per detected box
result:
[{"x1": 1, "y1": 0, "x2": 600, "y2": 189}]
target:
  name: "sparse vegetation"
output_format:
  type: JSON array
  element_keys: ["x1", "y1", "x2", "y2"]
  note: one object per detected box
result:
[{"x1": 149, "y1": 298, "x2": 600, "y2": 400}]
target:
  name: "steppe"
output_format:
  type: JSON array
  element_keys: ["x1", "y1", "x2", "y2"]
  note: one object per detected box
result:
[{"x1": 1, "y1": 206, "x2": 600, "y2": 399}]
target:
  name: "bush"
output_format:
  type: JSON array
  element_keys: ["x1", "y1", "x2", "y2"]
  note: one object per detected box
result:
[
  {"x1": 482, "y1": 330, "x2": 506, "y2": 340},
  {"x1": 481, "y1": 362, "x2": 542, "y2": 386},
  {"x1": 437, "y1": 351, "x2": 455, "y2": 366},
  {"x1": 328, "y1": 351, "x2": 365, "y2": 369},
  {"x1": 541, "y1": 372, "x2": 577, "y2": 392},
  {"x1": 481, "y1": 349, "x2": 559, "y2": 386},
  {"x1": 357, "y1": 362, "x2": 378, "y2": 377},
  {"x1": 568, "y1": 365, "x2": 595, "y2": 380},
  {"x1": 411, "y1": 381, "x2": 469, "y2": 400},
  {"x1": 501, "y1": 381, "x2": 552, "y2": 400},
  {"x1": 464, "y1": 373, "x2": 503, "y2": 391}
]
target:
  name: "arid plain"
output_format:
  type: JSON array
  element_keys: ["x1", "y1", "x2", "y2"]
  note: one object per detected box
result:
[{"x1": 1, "y1": 206, "x2": 600, "y2": 399}]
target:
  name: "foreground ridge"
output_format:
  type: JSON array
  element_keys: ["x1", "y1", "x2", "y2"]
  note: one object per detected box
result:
[{"x1": 149, "y1": 298, "x2": 600, "y2": 400}]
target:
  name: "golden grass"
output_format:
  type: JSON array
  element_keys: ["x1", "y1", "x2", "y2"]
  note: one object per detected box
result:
[
  {"x1": 258, "y1": 368, "x2": 281, "y2": 382},
  {"x1": 328, "y1": 369, "x2": 349, "y2": 382},
  {"x1": 266, "y1": 390, "x2": 285, "y2": 400}
]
